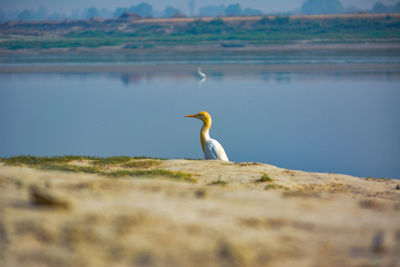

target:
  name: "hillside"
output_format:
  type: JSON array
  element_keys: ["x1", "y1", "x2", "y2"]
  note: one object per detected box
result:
[{"x1": 0, "y1": 157, "x2": 399, "y2": 266}]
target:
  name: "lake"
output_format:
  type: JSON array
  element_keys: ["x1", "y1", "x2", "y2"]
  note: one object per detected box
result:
[{"x1": 0, "y1": 51, "x2": 399, "y2": 179}]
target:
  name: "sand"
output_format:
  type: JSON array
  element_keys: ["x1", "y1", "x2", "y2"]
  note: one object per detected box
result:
[
  {"x1": 1, "y1": 42, "x2": 400, "y2": 56},
  {"x1": 0, "y1": 159, "x2": 399, "y2": 267}
]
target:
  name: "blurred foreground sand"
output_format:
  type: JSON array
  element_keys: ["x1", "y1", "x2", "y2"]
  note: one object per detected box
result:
[{"x1": 0, "y1": 159, "x2": 399, "y2": 267}]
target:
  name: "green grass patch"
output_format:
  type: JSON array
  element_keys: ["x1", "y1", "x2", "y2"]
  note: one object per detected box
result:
[
  {"x1": 103, "y1": 169, "x2": 195, "y2": 182},
  {"x1": 256, "y1": 174, "x2": 273, "y2": 183},
  {"x1": 36, "y1": 164, "x2": 99, "y2": 174},
  {"x1": 0, "y1": 156, "x2": 195, "y2": 183},
  {"x1": 0, "y1": 155, "x2": 164, "y2": 167},
  {"x1": 364, "y1": 177, "x2": 391, "y2": 182},
  {"x1": 264, "y1": 184, "x2": 288, "y2": 190},
  {"x1": 91, "y1": 156, "x2": 132, "y2": 166},
  {"x1": 209, "y1": 179, "x2": 227, "y2": 186},
  {"x1": 122, "y1": 160, "x2": 161, "y2": 169},
  {"x1": 0, "y1": 155, "x2": 93, "y2": 166},
  {"x1": 0, "y1": 38, "x2": 128, "y2": 50},
  {"x1": 129, "y1": 156, "x2": 165, "y2": 160}
]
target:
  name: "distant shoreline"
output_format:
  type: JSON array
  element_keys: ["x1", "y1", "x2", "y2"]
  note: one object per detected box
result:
[
  {"x1": 1, "y1": 42, "x2": 400, "y2": 55},
  {"x1": 1, "y1": 42, "x2": 399, "y2": 74},
  {"x1": 2, "y1": 13, "x2": 399, "y2": 51}
]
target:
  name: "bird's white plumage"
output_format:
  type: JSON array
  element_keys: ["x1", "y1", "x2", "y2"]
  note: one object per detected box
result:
[
  {"x1": 185, "y1": 111, "x2": 229, "y2": 162},
  {"x1": 197, "y1": 67, "x2": 207, "y2": 78},
  {"x1": 204, "y1": 138, "x2": 229, "y2": 161}
]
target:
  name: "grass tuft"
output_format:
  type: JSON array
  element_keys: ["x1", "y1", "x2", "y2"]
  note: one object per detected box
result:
[
  {"x1": 256, "y1": 174, "x2": 273, "y2": 183},
  {"x1": 364, "y1": 177, "x2": 391, "y2": 182},
  {"x1": 0, "y1": 155, "x2": 165, "y2": 167},
  {"x1": 91, "y1": 156, "x2": 132, "y2": 166},
  {"x1": 0, "y1": 156, "x2": 194, "y2": 183},
  {"x1": 264, "y1": 184, "x2": 288, "y2": 190},
  {"x1": 0, "y1": 155, "x2": 94, "y2": 166},
  {"x1": 37, "y1": 164, "x2": 100, "y2": 174},
  {"x1": 209, "y1": 179, "x2": 227, "y2": 186},
  {"x1": 102, "y1": 169, "x2": 195, "y2": 182},
  {"x1": 122, "y1": 160, "x2": 161, "y2": 169}
]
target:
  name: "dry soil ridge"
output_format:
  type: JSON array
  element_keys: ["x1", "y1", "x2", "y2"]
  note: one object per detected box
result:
[{"x1": 0, "y1": 160, "x2": 399, "y2": 267}]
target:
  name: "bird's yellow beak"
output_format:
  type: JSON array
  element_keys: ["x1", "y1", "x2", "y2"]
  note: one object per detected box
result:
[{"x1": 185, "y1": 114, "x2": 198, "y2": 118}]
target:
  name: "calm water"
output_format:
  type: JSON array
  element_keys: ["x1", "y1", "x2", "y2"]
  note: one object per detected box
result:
[
  {"x1": 1, "y1": 54, "x2": 400, "y2": 179},
  {"x1": 1, "y1": 50, "x2": 400, "y2": 65}
]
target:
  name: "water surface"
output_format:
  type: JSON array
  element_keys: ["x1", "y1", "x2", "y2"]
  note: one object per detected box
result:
[{"x1": 0, "y1": 56, "x2": 399, "y2": 179}]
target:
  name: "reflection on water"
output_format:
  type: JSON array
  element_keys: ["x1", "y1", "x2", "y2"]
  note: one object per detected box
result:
[
  {"x1": 1, "y1": 49, "x2": 400, "y2": 66},
  {"x1": 53, "y1": 70, "x2": 398, "y2": 86},
  {"x1": 0, "y1": 68, "x2": 399, "y2": 179}
]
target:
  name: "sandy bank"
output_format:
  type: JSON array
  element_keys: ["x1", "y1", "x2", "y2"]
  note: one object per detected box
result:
[
  {"x1": 1, "y1": 159, "x2": 399, "y2": 267},
  {"x1": 1, "y1": 42, "x2": 400, "y2": 55}
]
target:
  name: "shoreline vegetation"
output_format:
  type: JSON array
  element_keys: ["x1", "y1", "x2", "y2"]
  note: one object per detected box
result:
[
  {"x1": 0, "y1": 156, "x2": 399, "y2": 266},
  {"x1": 0, "y1": 14, "x2": 399, "y2": 51},
  {"x1": 0, "y1": 155, "x2": 397, "y2": 180},
  {"x1": 0, "y1": 156, "x2": 195, "y2": 182}
]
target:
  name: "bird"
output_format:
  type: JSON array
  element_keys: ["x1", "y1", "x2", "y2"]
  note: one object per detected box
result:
[
  {"x1": 197, "y1": 67, "x2": 207, "y2": 79},
  {"x1": 185, "y1": 111, "x2": 229, "y2": 161}
]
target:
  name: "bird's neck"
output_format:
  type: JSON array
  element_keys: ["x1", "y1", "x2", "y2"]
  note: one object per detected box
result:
[{"x1": 200, "y1": 120, "x2": 211, "y2": 152}]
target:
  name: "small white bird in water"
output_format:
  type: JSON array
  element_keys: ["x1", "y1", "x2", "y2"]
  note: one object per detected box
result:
[
  {"x1": 197, "y1": 67, "x2": 207, "y2": 79},
  {"x1": 185, "y1": 111, "x2": 229, "y2": 161}
]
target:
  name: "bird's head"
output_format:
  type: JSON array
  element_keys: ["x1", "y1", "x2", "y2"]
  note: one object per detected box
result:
[{"x1": 185, "y1": 111, "x2": 212, "y2": 124}]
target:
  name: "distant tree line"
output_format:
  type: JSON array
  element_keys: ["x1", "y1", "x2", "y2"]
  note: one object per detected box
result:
[
  {"x1": 301, "y1": 0, "x2": 400, "y2": 14},
  {"x1": 198, "y1": 4, "x2": 262, "y2": 17},
  {"x1": 0, "y1": 2, "x2": 263, "y2": 22},
  {"x1": 1, "y1": 1, "x2": 399, "y2": 22},
  {"x1": 2, "y1": 14, "x2": 399, "y2": 50},
  {"x1": 301, "y1": 0, "x2": 345, "y2": 14},
  {"x1": 371, "y1": 2, "x2": 400, "y2": 13}
]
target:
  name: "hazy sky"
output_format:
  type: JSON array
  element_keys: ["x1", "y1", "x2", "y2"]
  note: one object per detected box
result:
[{"x1": 0, "y1": 0, "x2": 398, "y2": 13}]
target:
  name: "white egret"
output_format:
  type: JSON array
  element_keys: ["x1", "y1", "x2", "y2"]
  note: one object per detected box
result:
[
  {"x1": 197, "y1": 67, "x2": 207, "y2": 79},
  {"x1": 185, "y1": 111, "x2": 229, "y2": 161}
]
